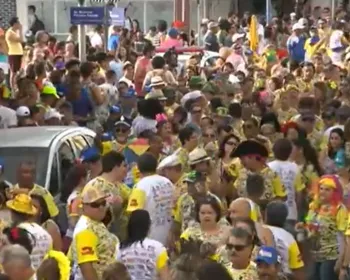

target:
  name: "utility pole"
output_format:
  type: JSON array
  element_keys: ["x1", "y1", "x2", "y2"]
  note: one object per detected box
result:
[{"x1": 77, "y1": 0, "x2": 86, "y2": 61}]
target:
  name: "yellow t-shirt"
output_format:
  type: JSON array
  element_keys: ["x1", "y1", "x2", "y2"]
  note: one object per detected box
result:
[{"x1": 5, "y1": 28, "x2": 23, "y2": 55}]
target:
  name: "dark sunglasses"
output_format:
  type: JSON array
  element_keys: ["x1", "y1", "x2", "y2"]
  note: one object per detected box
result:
[
  {"x1": 203, "y1": 134, "x2": 215, "y2": 138},
  {"x1": 116, "y1": 128, "x2": 128, "y2": 133},
  {"x1": 88, "y1": 200, "x2": 107, "y2": 208},
  {"x1": 226, "y1": 243, "x2": 249, "y2": 252},
  {"x1": 301, "y1": 117, "x2": 315, "y2": 122}
]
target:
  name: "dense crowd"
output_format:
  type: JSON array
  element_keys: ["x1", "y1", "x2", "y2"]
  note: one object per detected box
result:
[{"x1": 2, "y1": 4, "x2": 350, "y2": 280}]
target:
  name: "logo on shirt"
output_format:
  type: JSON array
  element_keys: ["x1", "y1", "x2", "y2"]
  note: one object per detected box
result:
[
  {"x1": 129, "y1": 199, "x2": 138, "y2": 207},
  {"x1": 81, "y1": 246, "x2": 94, "y2": 255}
]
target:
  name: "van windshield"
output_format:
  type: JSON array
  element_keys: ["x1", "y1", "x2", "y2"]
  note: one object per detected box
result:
[{"x1": 0, "y1": 147, "x2": 49, "y2": 186}]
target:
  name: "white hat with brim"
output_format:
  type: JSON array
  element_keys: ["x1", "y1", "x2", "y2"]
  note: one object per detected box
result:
[
  {"x1": 232, "y1": 33, "x2": 245, "y2": 44},
  {"x1": 208, "y1": 22, "x2": 218, "y2": 29},
  {"x1": 145, "y1": 89, "x2": 167, "y2": 101},
  {"x1": 157, "y1": 154, "x2": 181, "y2": 170},
  {"x1": 189, "y1": 148, "x2": 211, "y2": 165},
  {"x1": 292, "y1": 23, "x2": 304, "y2": 31},
  {"x1": 180, "y1": 90, "x2": 202, "y2": 106},
  {"x1": 149, "y1": 76, "x2": 166, "y2": 88}
]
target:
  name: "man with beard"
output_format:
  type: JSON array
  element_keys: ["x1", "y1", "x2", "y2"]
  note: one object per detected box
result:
[{"x1": 255, "y1": 246, "x2": 288, "y2": 280}]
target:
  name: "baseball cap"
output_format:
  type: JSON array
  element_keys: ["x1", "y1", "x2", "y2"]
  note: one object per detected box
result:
[
  {"x1": 208, "y1": 22, "x2": 218, "y2": 29},
  {"x1": 16, "y1": 106, "x2": 30, "y2": 117},
  {"x1": 255, "y1": 246, "x2": 281, "y2": 265},
  {"x1": 41, "y1": 84, "x2": 60, "y2": 99},
  {"x1": 81, "y1": 183, "x2": 109, "y2": 204},
  {"x1": 292, "y1": 22, "x2": 304, "y2": 31},
  {"x1": 114, "y1": 116, "x2": 131, "y2": 128},
  {"x1": 44, "y1": 109, "x2": 63, "y2": 120},
  {"x1": 80, "y1": 146, "x2": 101, "y2": 163},
  {"x1": 109, "y1": 105, "x2": 121, "y2": 114}
]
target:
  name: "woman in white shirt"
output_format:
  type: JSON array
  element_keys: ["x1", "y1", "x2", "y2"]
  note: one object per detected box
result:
[{"x1": 116, "y1": 209, "x2": 170, "y2": 280}]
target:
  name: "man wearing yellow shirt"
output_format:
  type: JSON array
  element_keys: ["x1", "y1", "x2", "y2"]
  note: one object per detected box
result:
[
  {"x1": 231, "y1": 140, "x2": 287, "y2": 203},
  {"x1": 71, "y1": 183, "x2": 119, "y2": 280}
]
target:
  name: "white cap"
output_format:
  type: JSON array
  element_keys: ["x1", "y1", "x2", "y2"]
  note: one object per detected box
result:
[
  {"x1": 44, "y1": 109, "x2": 63, "y2": 120},
  {"x1": 157, "y1": 154, "x2": 181, "y2": 170},
  {"x1": 298, "y1": 18, "x2": 308, "y2": 26},
  {"x1": 290, "y1": 12, "x2": 296, "y2": 18},
  {"x1": 180, "y1": 90, "x2": 202, "y2": 106},
  {"x1": 16, "y1": 106, "x2": 30, "y2": 117},
  {"x1": 201, "y1": 18, "x2": 209, "y2": 25},
  {"x1": 208, "y1": 22, "x2": 218, "y2": 29},
  {"x1": 292, "y1": 22, "x2": 304, "y2": 31},
  {"x1": 232, "y1": 33, "x2": 245, "y2": 43}
]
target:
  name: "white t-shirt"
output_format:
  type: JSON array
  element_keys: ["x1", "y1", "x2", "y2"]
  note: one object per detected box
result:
[
  {"x1": 127, "y1": 175, "x2": 174, "y2": 245},
  {"x1": 0, "y1": 106, "x2": 17, "y2": 128},
  {"x1": 268, "y1": 225, "x2": 303, "y2": 274},
  {"x1": 19, "y1": 222, "x2": 52, "y2": 270},
  {"x1": 116, "y1": 238, "x2": 168, "y2": 280},
  {"x1": 330, "y1": 30, "x2": 343, "y2": 50},
  {"x1": 90, "y1": 32, "x2": 103, "y2": 49},
  {"x1": 268, "y1": 160, "x2": 300, "y2": 220}
]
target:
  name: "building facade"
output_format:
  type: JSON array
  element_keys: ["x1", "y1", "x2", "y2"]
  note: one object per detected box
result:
[{"x1": 0, "y1": 0, "x2": 17, "y2": 28}]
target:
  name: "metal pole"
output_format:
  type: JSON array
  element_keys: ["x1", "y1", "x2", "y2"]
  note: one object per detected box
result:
[
  {"x1": 197, "y1": 0, "x2": 201, "y2": 46},
  {"x1": 78, "y1": 0, "x2": 86, "y2": 61},
  {"x1": 104, "y1": 2, "x2": 109, "y2": 52},
  {"x1": 266, "y1": 0, "x2": 271, "y2": 24},
  {"x1": 331, "y1": 0, "x2": 336, "y2": 21}
]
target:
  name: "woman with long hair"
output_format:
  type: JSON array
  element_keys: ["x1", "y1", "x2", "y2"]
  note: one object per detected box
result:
[
  {"x1": 324, "y1": 128, "x2": 346, "y2": 174},
  {"x1": 116, "y1": 210, "x2": 170, "y2": 280},
  {"x1": 156, "y1": 113, "x2": 175, "y2": 156},
  {"x1": 31, "y1": 194, "x2": 62, "y2": 251}
]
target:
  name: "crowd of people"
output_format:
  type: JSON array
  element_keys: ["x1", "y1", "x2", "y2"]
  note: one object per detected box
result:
[{"x1": 2, "y1": 3, "x2": 350, "y2": 280}]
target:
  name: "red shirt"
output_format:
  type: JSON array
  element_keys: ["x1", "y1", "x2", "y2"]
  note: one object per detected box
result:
[
  {"x1": 160, "y1": 38, "x2": 183, "y2": 49},
  {"x1": 134, "y1": 56, "x2": 151, "y2": 96}
]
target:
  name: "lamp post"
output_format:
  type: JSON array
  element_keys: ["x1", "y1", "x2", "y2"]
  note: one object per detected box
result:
[{"x1": 77, "y1": 0, "x2": 86, "y2": 61}]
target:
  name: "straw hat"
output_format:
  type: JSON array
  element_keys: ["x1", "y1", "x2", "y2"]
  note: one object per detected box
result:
[
  {"x1": 189, "y1": 148, "x2": 211, "y2": 165},
  {"x1": 6, "y1": 194, "x2": 37, "y2": 215}
]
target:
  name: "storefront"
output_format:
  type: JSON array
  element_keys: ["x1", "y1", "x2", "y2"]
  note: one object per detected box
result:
[{"x1": 15, "y1": 0, "x2": 175, "y2": 38}]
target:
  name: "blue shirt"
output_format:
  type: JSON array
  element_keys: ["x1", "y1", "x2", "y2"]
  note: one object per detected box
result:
[
  {"x1": 287, "y1": 34, "x2": 306, "y2": 63},
  {"x1": 108, "y1": 34, "x2": 120, "y2": 52},
  {"x1": 68, "y1": 87, "x2": 93, "y2": 126}
]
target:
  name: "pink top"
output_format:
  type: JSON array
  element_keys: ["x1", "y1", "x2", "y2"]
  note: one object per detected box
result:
[
  {"x1": 226, "y1": 53, "x2": 245, "y2": 70},
  {"x1": 160, "y1": 38, "x2": 183, "y2": 49}
]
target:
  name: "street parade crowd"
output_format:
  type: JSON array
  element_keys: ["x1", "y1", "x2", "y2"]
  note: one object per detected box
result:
[{"x1": 1, "y1": 4, "x2": 350, "y2": 280}]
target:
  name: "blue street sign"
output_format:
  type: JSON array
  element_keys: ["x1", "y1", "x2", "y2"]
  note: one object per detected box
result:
[
  {"x1": 108, "y1": 7, "x2": 125, "y2": 26},
  {"x1": 70, "y1": 7, "x2": 105, "y2": 25}
]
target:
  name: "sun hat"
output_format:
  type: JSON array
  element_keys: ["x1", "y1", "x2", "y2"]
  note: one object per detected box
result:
[
  {"x1": 149, "y1": 76, "x2": 166, "y2": 88},
  {"x1": 232, "y1": 33, "x2": 245, "y2": 44},
  {"x1": 145, "y1": 89, "x2": 167, "y2": 100},
  {"x1": 157, "y1": 154, "x2": 181, "y2": 170},
  {"x1": 16, "y1": 106, "x2": 31, "y2": 117},
  {"x1": 189, "y1": 148, "x2": 211, "y2": 165},
  {"x1": 292, "y1": 22, "x2": 304, "y2": 31},
  {"x1": 6, "y1": 194, "x2": 37, "y2": 215},
  {"x1": 208, "y1": 22, "x2": 219, "y2": 29},
  {"x1": 81, "y1": 183, "x2": 110, "y2": 204}
]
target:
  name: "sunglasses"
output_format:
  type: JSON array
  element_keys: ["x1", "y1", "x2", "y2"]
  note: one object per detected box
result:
[
  {"x1": 116, "y1": 128, "x2": 128, "y2": 133},
  {"x1": 243, "y1": 124, "x2": 253, "y2": 129},
  {"x1": 203, "y1": 134, "x2": 215, "y2": 138},
  {"x1": 88, "y1": 200, "x2": 107, "y2": 208},
  {"x1": 226, "y1": 243, "x2": 249, "y2": 252},
  {"x1": 301, "y1": 117, "x2": 315, "y2": 122}
]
